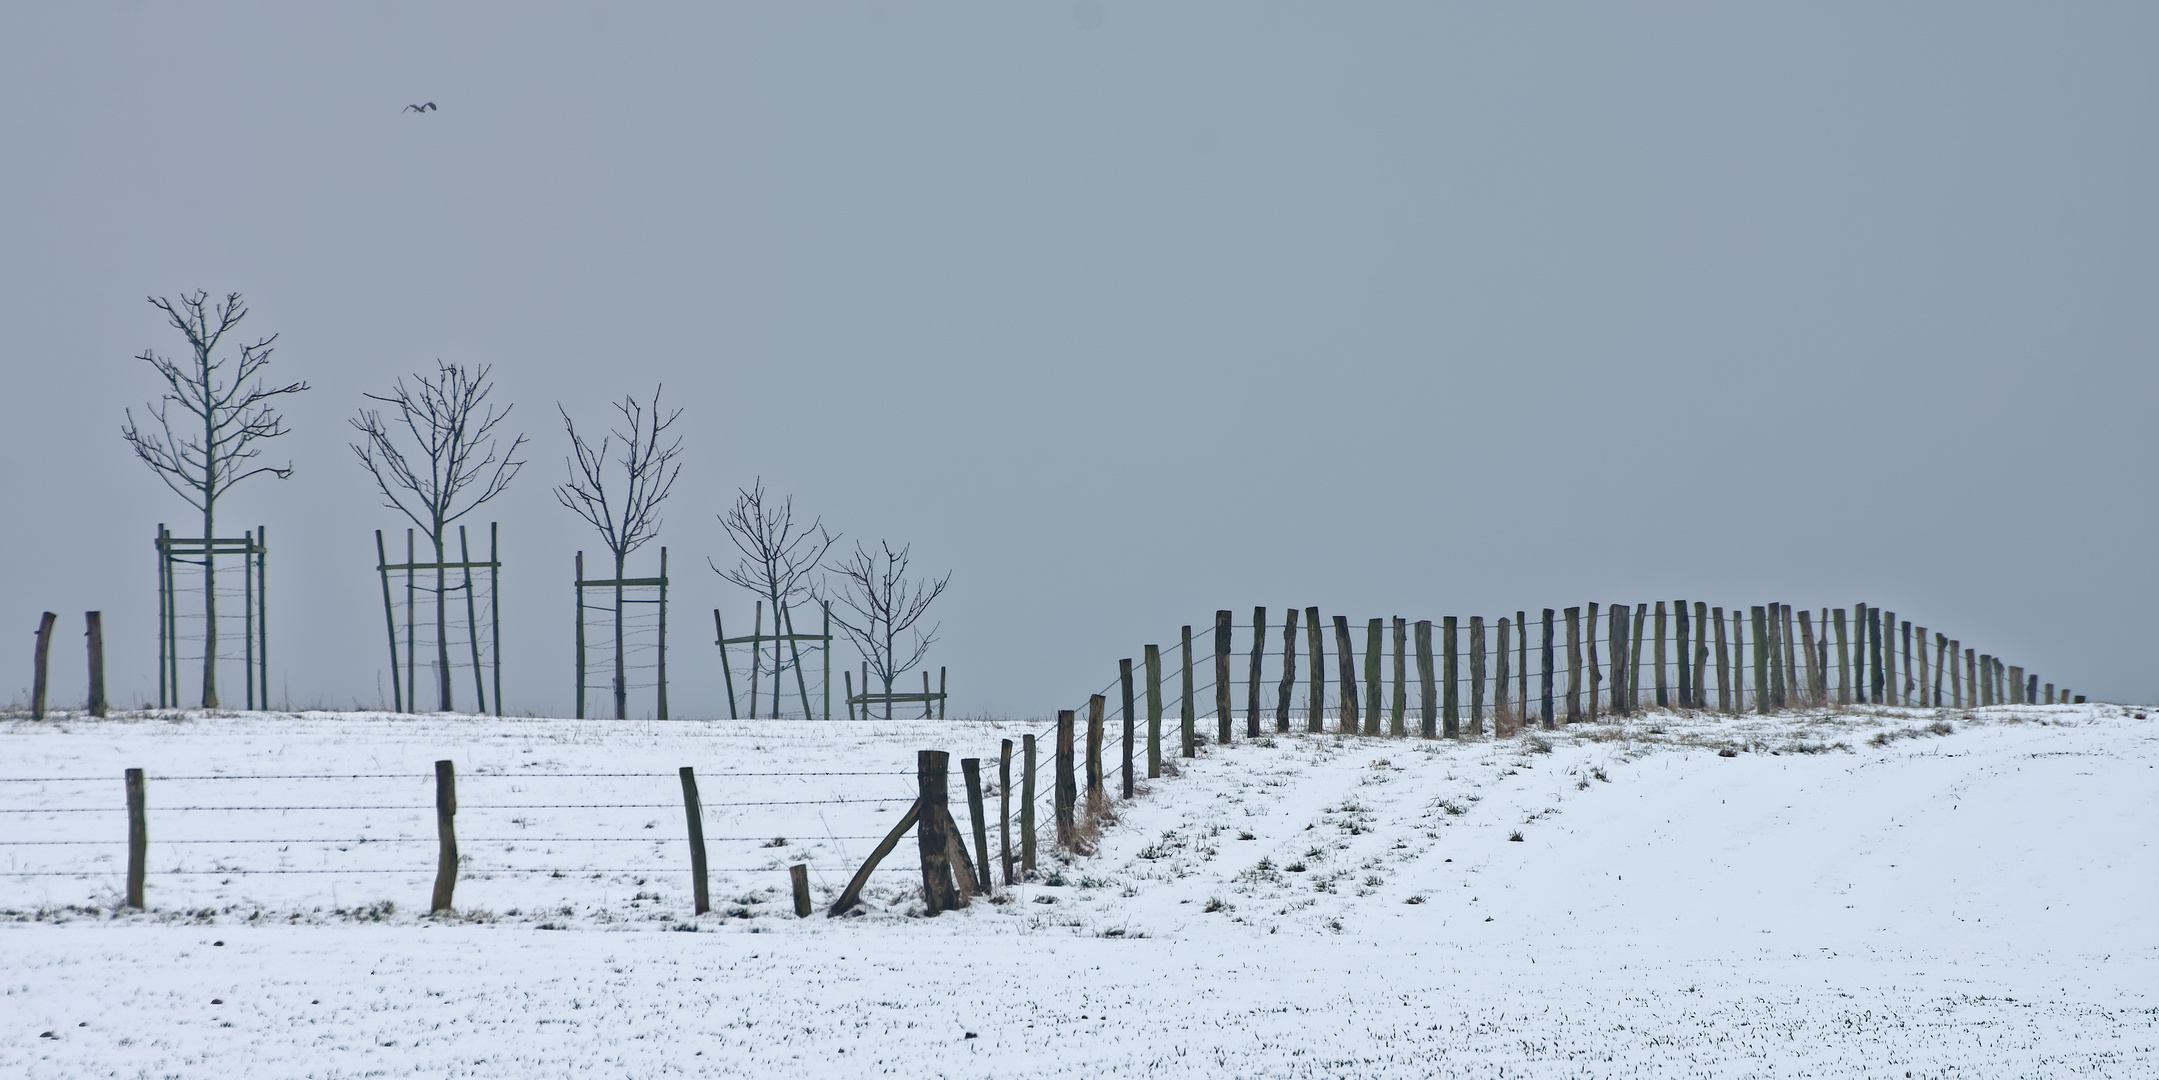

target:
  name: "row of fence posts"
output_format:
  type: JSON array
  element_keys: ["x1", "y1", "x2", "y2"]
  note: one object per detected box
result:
[{"x1": 24, "y1": 612, "x2": 107, "y2": 720}]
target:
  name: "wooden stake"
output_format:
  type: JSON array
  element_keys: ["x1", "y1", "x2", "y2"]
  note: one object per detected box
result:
[
  {"x1": 1913, "y1": 625, "x2": 1929, "y2": 708},
  {"x1": 790, "y1": 864, "x2": 812, "y2": 918},
  {"x1": 1442, "y1": 616, "x2": 1460, "y2": 738},
  {"x1": 1144, "y1": 644, "x2": 1163, "y2": 777},
  {"x1": 916, "y1": 750, "x2": 964, "y2": 914},
  {"x1": 31, "y1": 611, "x2": 55, "y2": 720},
  {"x1": 1694, "y1": 602, "x2": 1711, "y2": 710},
  {"x1": 1539, "y1": 608, "x2": 1555, "y2": 731},
  {"x1": 431, "y1": 759, "x2": 458, "y2": 914},
  {"x1": 1248, "y1": 607, "x2": 1266, "y2": 740},
  {"x1": 1021, "y1": 734, "x2": 1037, "y2": 872},
  {"x1": 1653, "y1": 601, "x2": 1668, "y2": 708},
  {"x1": 1628, "y1": 605, "x2": 1647, "y2": 710},
  {"x1": 1881, "y1": 611, "x2": 1897, "y2": 706},
  {"x1": 1934, "y1": 633, "x2": 1949, "y2": 707},
  {"x1": 1612, "y1": 605, "x2": 1632, "y2": 716},
  {"x1": 1564, "y1": 607, "x2": 1581, "y2": 724},
  {"x1": 1085, "y1": 696, "x2": 1105, "y2": 803},
  {"x1": 1305, "y1": 607, "x2": 1324, "y2": 733},
  {"x1": 962, "y1": 757, "x2": 992, "y2": 893},
  {"x1": 1333, "y1": 615, "x2": 1360, "y2": 734},
  {"x1": 1585, "y1": 603, "x2": 1600, "y2": 723},
  {"x1": 1517, "y1": 610, "x2": 1530, "y2": 719},
  {"x1": 679, "y1": 766, "x2": 709, "y2": 915},
  {"x1": 1120, "y1": 659, "x2": 1136, "y2": 799},
  {"x1": 1833, "y1": 608, "x2": 1850, "y2": 705},
  {"x1": 1416, "y1": 620, "x2": 1436, "y2": 738},
  {"x1": 125, "y1": 768, "x2": 146, "y2": 909},
  {"x1": 1469, "y1": 615, "x2": 1487, "y2": 733},
  {"x1": 1751, "y1": 607, "x2": 1770, "y2": 715},
  {"x1": 1364, "y1": 617, "x2": 1383, "y2": 737},
  {"x1": 1276, "y1": 608, "x2": 1298, "y2": 733},
  {"x1": 999, "y1": 738, "x2": 1015, "y2": 885},
  {"x1": 1869, "y1": 608, "x2": 1885, "y2": 704},
  {"x1": 1392, "y1": 617, "x2": 1409, "y2": 737},
  {"x1": 1215, "y1": 611, "x2": 1234, "y2": 746},
  {"x1": 1950, "y1": 641, "x2": 1963, "y2": 708},
  {"x1": 85, "y1": 612, "x2": 106, "y2": 717},
  {"x1": 1710, "y1": 606, "x2": 1729, "y2": 713},
  {"x1": 1495, "y1": 617, "x2": 1512, "y2": 721},
  {"x1": 1180, "y1": 626, "x2": 1196, "y2": 756},
  {"x1": 1054, "y1": 711, "x2": 1077, "y2": 846},
  {"x1": 1782, "y1": 605, "x2": 1799, "y2": 709},
  {"x1": 1797, "y1": 610, "x2": 1819, "y2": 707},
  {"x1": 1673, "y1": 601, "x2": 1690, "y2": 708}
]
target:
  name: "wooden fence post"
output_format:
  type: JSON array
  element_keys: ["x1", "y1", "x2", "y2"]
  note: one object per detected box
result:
[
  {"x1": 962, "y1": 757, "x2": 991, "y2": 893},
  {"x1": 679, "y1": 767, "x2": 709, "y2": 915},
  {"x1": 1363, "y1": 618, "x2": 1383, "y2": 737},
  {"x1": 1120, "y1": 659, "x2": 1136, "y2": 799},
  {"x1": 1275, "y1": 608, "x2": 1298, "y2": 733},
  {"x1": 1180, "y1": 626, "x2": 1196, "y2": 757},
  {"x1": 1585, "y1": 603, "x2": 1600, "y2": 723},
  {"x1": 1833, "y1": 608, "x2": 1850, "y2": 705},
  {"x1": 1902, "y1": 620, "x2": 1916, "y2": 706},
  {"x1": 916, "y1": 750, "x2": 964, "y2": 914},
  {"x1": 1611, "y1": 605, "x2": 1631, "y2": 716},
  {"x1": 1539, "y1": 609, "x2": 1555, "y2": 731},
  {"x1": 1912, "y1": 625, "x2": 1929, "y2": 709},
  {"x1": 1782, "y1": 605, "x2": 1799, "y2": 708},
  {"x1": 1442, "y1": 616, "x2": 1460, "y2": 738},
  {"x1": 1673, "y1": 601, "x2": 1690, "y2": 708},
  {"x1": 1694, "y1": 602, "x2": 1711, "y2": 709},
  {"x1": 1709, "y1": 606, "x2": 1728, "y2": 712},
  {"x1": 124, "y1": 768, "x2": 146, "y2": 909},
  {"x1": 2010, "y1": 665, "x2": 2026, "y2": 704},
  {"x1": 1415, "y1": 620, "x2": 1436, "y2": 738},
  {"x1": 1517, "y1": 610, "x2": 1530, "y2": 720},
  {"x1": 1752, "y1": 607, "x2": 1773, "y2": 714},
  {"x1": 1883, "y1": 610, "x2": 1900, "y2": 706},
  {"x1": 1332, "y1": 615, "x2": 1360, "y2": 735},
  {"x1": 1215, "y1": 611, "x2": 1234, "y2": 746},
  {"x1": 1868, "y1": 608, "x2": 1884, "y2": 704},
  {"x1": 999, "y1": 738, "x2": 1015, "y2": 885},
  {"x1": 1144, "y1": 645, "x2": 1163, "y2": 777},
  {"x1": 1628, "y1": 605, "x2": 1647, "y2": 710},
  {"x1": 827, "y1": 798, "x2": 921, "y2": 917},
  {"x1": 1468, "y1": 616, "x2": 1486, "y2": 734},
  {"x1": 1054, "y1": 711, "x2": 1077, "y2": 846},
  {"x1": 1934, "y1": 633, "x2": 1949, "y2": 707},
  {"x1": 790, "y1": 864, "x2": 812, "y2": 917},
  {"x1": 1950, "y1": 641, "x2": 1963, "y2": 708},
  {"x1": 431, "y1": 759, "x2": 458, "y2": 914},
  {"x1": 1248, "y1": 608, "x2": 1266, "y2": 740},
  {"x1": 1495, "y1": 617, "x2": 1512, "y2": 722},
  {"x1": 85, "y1": 612, "x2": 107, "y2": 717},
  {"x1": 1653, "y1": 602, "x2": 1668, "y2": 708},
  {"x1": 1391, "y1": 617, "x2": 1409, "y2": 737},
  {"x1": 1564, "y1": 607, "x2": 1581, "y2": 724},
  {"x1": 1765, "y1": 602, "x2": 1784, "y2": 709},
  {"x1": 1796, "y1": 611, "x2": 1819, "y2": 707},
  {"x1": 1730, "y1": 609, "x2": 1745, "y2": 713},
  {"x1": 1085, "y1": 696, "x2": 1105, "y2": 810},
  {"x1": 31, "y1": 611, "x2": 56, "y2": 720},
  {"x1": 1305, "y1": 607, "x2": 1324, "y2": 733},
  {"x1": 1020, "y1": 734, "x2": 1037, "y2": 872}
]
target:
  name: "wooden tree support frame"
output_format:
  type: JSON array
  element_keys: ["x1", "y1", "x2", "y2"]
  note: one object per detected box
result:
[
  {"x1": 154, "y1": 524, "x2": 269, "y2": 710},
  {"x1": 573, "y1": 547, "x2": 669, "y2": 721},
  {"x1": 714, "y1": 600, "x2": 835, "y2": 720},
  {"x1": 375, "y1": 523, "x2": 503, "y2": 715}
]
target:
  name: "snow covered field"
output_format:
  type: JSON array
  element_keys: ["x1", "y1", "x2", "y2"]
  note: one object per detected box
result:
[{"x1": 3, "y1": 703, "x2": 2155, "y2": 1077}]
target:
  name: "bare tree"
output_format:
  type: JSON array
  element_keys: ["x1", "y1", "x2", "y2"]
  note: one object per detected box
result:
[
  {"x1": 712, "y1": 479, "x2": 837, "y2": 719},
  {"x1": 121, "y1": 291, "x2": 308, "y2": 709},
  {"x1": 555, "y1": 386, "x2": 683, "y2": 719},
  {"x1": 827, "y1": 541, "x2": 951, "y2": 720},
  {"x1": 350, "y1": 362, "x2": 527, "y2": 712}
]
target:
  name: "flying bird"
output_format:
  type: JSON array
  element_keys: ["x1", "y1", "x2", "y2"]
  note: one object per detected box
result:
[{"x1": 403, "y1": 102, "x2": 437, "y2": 113}]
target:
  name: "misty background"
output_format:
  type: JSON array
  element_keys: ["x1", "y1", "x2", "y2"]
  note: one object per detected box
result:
[{"x1": 3, "y1": 2, "x2": 2153, "y2": 718}]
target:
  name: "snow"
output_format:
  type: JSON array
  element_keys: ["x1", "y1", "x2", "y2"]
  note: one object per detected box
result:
[{"x1": 3, "y1": 703, "x2": 2155, "y2": 1077}]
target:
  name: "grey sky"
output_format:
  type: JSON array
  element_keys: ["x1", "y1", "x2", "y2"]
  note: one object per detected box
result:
[{"x1": 3, "y1": 2, "x2": 2154, "y2": 716}]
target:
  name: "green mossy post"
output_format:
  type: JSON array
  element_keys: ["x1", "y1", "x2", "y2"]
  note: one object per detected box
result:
[
  {"x1": 1021, "y1": 734, "x2": 1038, "y2": 872},
  {"x1": 1834, "y1": 608, "x2": 1850, "y2": 705},
  {"x1": 1628, "y1": 605, "x2": 1647, "y2": 710},
  {"x1": 1332, "y1": 615, "x2": 1360, "y2": 735},
  {"x1": 1247, "y1": 607, "x2": 1266, "y2": 740},
  {"x1": 1673, "y1": 601, "x2": 1690, "y2": 707},
  {"x1": 1564, "y1": 606, "x2": 1581, "y2": 724},
  {"x1": 1276, "y1": 608, "x2": 1298, "y2": 733},
  {"x1": 1653, "y1": 602, "x2": 1669, "y2": 708},
  {"x1": 1119, "y1": 659, "x2": 1136, "y2": 799},
  {"x1": 1364, "y1": 618, "x2": 1383, "y2": 737},
  {"x1": 1180, "y1": 626, "x2": 1196, "y2": 758},
  {"x1": 1415, "y1": 619, "x2": 1436, "y2": 738},
  {"x1": 1611, "y1": 604, "x2": 1631, "y2": 715},
  {"x1": 1144, "y1": 644, "x2": 1163, "y2": 778},
  {"x1": 1751, "y1": 606, "x2": 1770, "y2": 715},
  {"x1": 1495, "y1": 617, "x2": 1513, "y2": 720},
  {"x1": 1539, "y1": 609, "x2": 1556, "y2": 731},
  {"x1": 1305, "y1": 607, "x2": 1324, "y2": 733},
  {"x1": 1214, "y1": 611, "x2": 1234, "y2": 747},
  {"x1": 1391, "y1": 617, "x2": 1409, "y2": 737},
  {"x1": 1469, "y1": 615, "x2": 1487, "y2": 734},
  {"x1": 1442, "y1": 616, "x2": 1460, "y2": 738}
]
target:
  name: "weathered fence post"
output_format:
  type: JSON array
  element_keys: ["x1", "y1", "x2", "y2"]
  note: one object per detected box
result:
[
  {"x1": 124, "y1": 768, "x2": 146, "y2": 909},
  {"x1": 1442, "y1": 616, "x2": 1460, "y2": 738},
  {"x1": 1305, "y1": 607, "x2": 1324, "y2": 732},
  {"x1": 85, "y1": 612, "x2": 107, "y2": 717},
  {"x1": 1950, "y1": 641, "x2": 1963, "y2": 708},
  {"x1": 1628, "y1": 605, "x2": 1647, "y2": 710},
  {"x1": 431, "y1": 759, "x2": 458, "y2": 914},
  {"x1": 790, "y1": 864, "x2": 812, "y2": 917},
  {"x1": 2010, "y1": 665, "x2": 2026, "y2": 704},
  {"x1": 1765, "y1": 602, "x2": 1785, "y2": 709},
  {"x1": 1912, "y1": 625, "x2": 1929, "y2": 709},
  {"x1": 1415, "y1": 620, "x2": 1436, "y2": 738},
  {"x1": 1517, "y1": 610, "x2": 1530, "y2": 719},
  {"x1": 1391, "y1": 617, "x2": 1409, "y2": 737},
  {"x1": 1782, "y1": 605, "x2": 1798, "y2": 706},
  {"x1": 679, "y1": 767, "x2": 710, "y2": 915},
  {"x1": 1180, "y1": 626, "x2": 1196, "y2": 756},
  {"x1": 962, "y1": 757, "x2": 992, "y2": 893},
  {"x1": 1710, "y1": 606, "x2": 1727, "y2": 712},
  {"x1": 1248, "y1": 608, "x2": 1266, "y2": 739},
  {"x1": 1021, "y1": 734, "x2": 1037, "y2": 872},
  {"x1": 999, "y1": 738, "x2": 1015, "y2": 885},
  {"x1": 1085, "y1": 695, "x2": 1106, "y2": 812},
  {"x1": 1495, "y1": 617, "x2": 1512, "y2": 722},
  {"x1": 1120, "y1": 659, "x2": 1136, "y2": 799},
  {"x1": 916, "y1": 750, "x2": 964, "y2": 913},
  {"x1": 1868, "y1": 607, "x2": 1885, "y2": 703},
  {"x1": 1694, "y1": 602, "x2": 1711, "y2": 709},
  {"x1": 1144, "y1": 645, "x2": 1163, "y2": 777},
  {"x1": 1363, "y1": 618, "x2": 1383, "y2": 737},
  {"x1": 1730, "y1": 609, "x2": 1746, "y2": 713},
  {"x1": 1276, "y1": 608, "x2": 1298, "y2": 733},
  {"x1": 1054, "y1": 711, "x2": 1077, "y2": 846},
  {"x1": 1539, "y1": 609, "x2": 1555, "y2": 731},
  {"x1": 1611, "y1": 605, "x2": 1631, "y2": 716},
  {"x1": 1750, "y1": 608, "x2": 1770, "y2": 714},
  {"x1": 1934, "y1": 633, "x2": 1949, "y2": 707},
  {"x1": 1653, "y1": 602, "x2": 1669, "y2": 708},
  {"x1": 1585, "y1": 603, "x2": 1600, "y2": 723},
  {"x1": 1215, "y1": 611, "x2": 1234, "y2": 746},
  {"x1": 1564, "y1": 606, "x2": 1581, "y2": 724},
  {"x1": 1332, "y1": 616, "x2": 1360, "y2": 735},
  {"x1": 1468, "y1": 615, "x2": 1487, "y2": 734},
  {"x1": 1673, "y1": 601, "x2": 1690, "y2": 708},
  {"x1": 1797, "y1": 610, "x2": 1819, "y2": 707},
  {"x1": 1881, "y1": 610, "x2": 1898, "y2": 706},
  {"x1": 1834, "y1": 608, "x2": 1850, "y2": 705},
  {"x1": 31, "y1": 611, "x2": 56, "y2": 720},
  {"x1": 1902, "y1": 620, "x2": 1916, "y2": 705}
]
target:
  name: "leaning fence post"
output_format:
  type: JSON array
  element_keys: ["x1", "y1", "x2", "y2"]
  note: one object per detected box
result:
[
  {"x1": 1539, "y1": 609, "x2": 1555, "y2": 731},
  {"x1": 961, "y1": 757, "x2": 991, "y2": 894},
  {"x1": 1119, "y1": 660, "x2": 1136, "y2": 799},
  {"x1": 1442, "y1": 616, "x2": 1460, "y2": 738},
  {"x1": 85, "y1": 612, "x2": 107, "y2": 718},
  {"x1": 1020, "y1": 734, "x2": 1037, "y2": 872},
  {"x1": 1144, "y1": 645, "x2": 1163, "y2": 777},
  {"x1": 1332, "y1": 616, "x2": 1360, "y2": 735},
  {"x1": 1055, "y1": 711, "x2": 1077, "y2": 846},
  {"x1": 679, "y1": 766, "x2": 709, "y2": 915},
  {"x1": 1215, "y1": 611, "x2": 1234, "y2": 746},
  {"x1": 916, "y1": 750, "x2": 963, "y2": 914},
  {"x1": 1415, "y1": 619, "x2": 1436, "y2": 738},
  {"x1": 124, "y1": 768, "x2": 146, "y2": 909},
  {"x1": 431, "y1": 759, "x2": 458, "y2": 914},
  {"x1": 31, "y1": 611, "x2": 56, "y2": 720},
  {"x1": 999, "y1": 738, "x2": 1016, "y2": 885}
]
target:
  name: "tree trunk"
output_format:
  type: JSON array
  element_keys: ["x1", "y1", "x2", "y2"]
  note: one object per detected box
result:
[
  {"x1": 200, "y1": 500, "x2": 219, "y2": 709},
  {"x1": 435, "y1": 532, "x2": 453, "y2": 712},
  {"x1": 613, "y1": 550, "x2": 627, "y2": 719}
]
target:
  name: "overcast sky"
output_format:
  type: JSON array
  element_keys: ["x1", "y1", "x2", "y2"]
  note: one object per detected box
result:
[{"x1": 3, "y1": 2, "x2": 2154, "y2": 718}]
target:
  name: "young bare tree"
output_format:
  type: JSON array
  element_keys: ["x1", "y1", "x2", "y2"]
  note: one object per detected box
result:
[
  {"x1": 555, "y1": 386, "x2": 683, "y2": 719},
  {"x1": 350, "y1": 362, "x2": 527, "y2": 712},
  {"x1": 827, "y1": 541, "x2": 951, "y2": 720},
  {"x1": 121, "y1": 291, "x2": 308, "y2": 709},
  {"x1": 712, "y1": 479, "x2": 837, "y2": 719}
]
